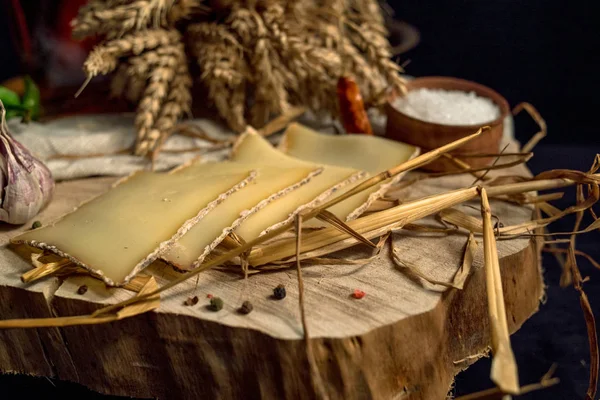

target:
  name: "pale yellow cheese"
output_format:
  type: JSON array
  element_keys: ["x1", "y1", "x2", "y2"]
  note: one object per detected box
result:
[
  {"x1": 161, "y1": 163, "x2": 318, "y2": 270},
  {"x1": 280, "y1": 123, "x2": 419, "y2": 225},
  {"x1": 13, "y1": 163, "x2": 254, "y2": 285},
  {"x1": 230, "y1": 132, "x2": 363, "y2": 241}
]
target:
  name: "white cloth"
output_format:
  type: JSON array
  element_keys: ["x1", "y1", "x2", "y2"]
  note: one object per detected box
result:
[
  {"x1": 7, "y1": 111, "x2": 514, "y2": 182},
  {"x1": 8, "y1": 114, "x2": 234, "y2": 181}
]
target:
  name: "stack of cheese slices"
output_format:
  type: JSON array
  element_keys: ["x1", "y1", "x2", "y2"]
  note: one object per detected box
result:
[{"x1": 13, "y1": 124, "x2": 418, "y2": 286}]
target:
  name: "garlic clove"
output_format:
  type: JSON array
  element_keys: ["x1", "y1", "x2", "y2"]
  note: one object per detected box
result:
[{"x1": 0, "y1": 101, "x2": 54, "y2": 225}]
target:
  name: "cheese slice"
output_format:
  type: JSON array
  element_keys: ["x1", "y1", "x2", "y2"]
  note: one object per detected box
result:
[
  {"x1": 280, "y1": 123, "x2": 419, "y2": 226},
  {"x1": 161, "y1": 163, "x2": 319, "y2": 270},
  {"x1": 230, "y1": 131, "x2": 364, "y2": 241},
  {"x1": 12, "y1": 164, "x2": 254, "y2": 285}
]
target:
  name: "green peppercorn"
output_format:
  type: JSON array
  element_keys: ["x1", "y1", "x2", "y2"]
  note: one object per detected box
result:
[
  {"x1": 238, "y1": 300, "x2": 253, "y2": 315},
  {"x1": 209, "y1": 296, "x2": 224, "y2": 311},
  {"x1": 273, "y1": 284, "x2": 286, "y2": 300},
  {"x1": 31, "y1": 220, "x2": 42, "y2": 229}
]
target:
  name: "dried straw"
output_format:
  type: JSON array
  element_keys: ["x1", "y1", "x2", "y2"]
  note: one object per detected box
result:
[
  {"x1": 21, "y1": 258, "x2": 71, "y2": 283},
  {"x1": 250, "y1": 187, "x2": 479, "y2": 265},
  {"x1": 567, "y1": 167, "x2": 599, "y2": 399},
  {"x1": 249, "y1": 170, "x2": 599, "y2": 265},
  {"x1": 513, "y1": 102, "x2": 547, "y2": 153},
  {"x1": 258, "y1": 106, "x2": 306, "y2": 137},
  {"x1": 0, "y1": 277, "x2": 159, "y2": 329},
  {"x1": 455, "y1": 364, "x2": 559, "y2": 400},
  {"x1": 439, "y1": 208, "x2": 483, "y2": 234},
  {"x1": 480, "y1": 188, "x2": 519, "y2": 394},
  {"x1": 454, "y1": 233, "x2": 478, "y2": 289}
]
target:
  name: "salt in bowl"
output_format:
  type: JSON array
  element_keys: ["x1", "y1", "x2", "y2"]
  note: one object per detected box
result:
[{"x1": 385, "y1": 76, "x2": 510, "y2": 172}]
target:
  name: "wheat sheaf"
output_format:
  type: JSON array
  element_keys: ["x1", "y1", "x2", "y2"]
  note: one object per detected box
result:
[{"x1": 72, "y1": 0, "x2": 405, "y2": 155}]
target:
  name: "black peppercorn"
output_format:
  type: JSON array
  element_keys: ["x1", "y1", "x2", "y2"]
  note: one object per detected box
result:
[
  {"x1": 209, "y1": 297, "x2": 224, "y2": 311},
  {"x1": 273, "y1": 284, "x2": 286, "y2": 300},
  {"x1": 238, "y1": 300, "x2": 253, "y2": 315},
  {"x1": 77, "y1": 285, "x2": 88, "y2": 295},
  {"x1": 184, "y1": 296, "x2": 199, "y2": 306}
]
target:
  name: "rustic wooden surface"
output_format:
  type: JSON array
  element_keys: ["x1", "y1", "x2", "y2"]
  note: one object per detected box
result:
[{"x1": 0, "y1": 146, "x2": 544, "y2": 399}]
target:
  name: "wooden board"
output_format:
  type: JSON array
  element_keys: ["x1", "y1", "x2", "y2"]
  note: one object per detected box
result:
[{"x1": 0, "y1": 149, "x2": 543, "y2": 399}]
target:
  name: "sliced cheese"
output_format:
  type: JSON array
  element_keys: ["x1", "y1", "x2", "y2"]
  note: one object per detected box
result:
[
  {"x1": 161, "y1": 163, "x2": 319, "y2": 270},
  {"x1": 12, "y1": 164, "x2": 254, "y2": 285},
  {"x1": 230, "y1": 132, "x2": 363, "y2": 241},
  {"x1": 280, "y1": 123, "x2": 419, "y2": 226}
]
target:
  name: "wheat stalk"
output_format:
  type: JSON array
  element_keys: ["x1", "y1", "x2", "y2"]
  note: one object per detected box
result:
[
  {"x1": 84, "y1": 28, "x2": 181, "y2": 78},
  {"x1": 227, "y1": 6, "x2": 290, "y2": 127},
  {"x1": 73, "y1": 1, "x2": 145, "y2": 39},
  {"x1": 167, "y1": 0, "x2": 204, "y2": 23},
  {"x1": 134, "y1": 0, "x2": 172, "y2": 30},
  {"x1": 188, "y1": 22, "x2": 247, "y2": 131},
  {"x1": 75, "y1": 0, "x2": 407, "y2": 149},
  {"x1": 73, "y1": 0, "x2": 202, "y2": 39},
  {"x1": 253, "y1": 13, "x2": 290, "y2": 126},
  {"x1": 134, "y1": 40, "x2": 182, "y2": 155},
  {"x1": 345, "y1": 0, "x2": 407, "y2": 97},
  {"x1": 145, "y1": 54, "x2": 193, "y2": 154},
  {"x1": 110, "y1": 62, "x2": 130, "y2": 99},
  {"x1": 127, "y1": 46, "x2": 178, "y2": 77},
  {"x1": 261, "y1": 4, "x2": 301, "y2": 93}
]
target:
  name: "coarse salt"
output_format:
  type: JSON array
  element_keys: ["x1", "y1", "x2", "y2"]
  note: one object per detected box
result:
[{"x1": 392, "y1": 88, "x2": 500, "y2": 126}]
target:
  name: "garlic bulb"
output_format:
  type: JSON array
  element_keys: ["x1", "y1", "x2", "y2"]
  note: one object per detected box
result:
[{"x1": 0, "y1": 101, "x2": 54, "y2": 225}]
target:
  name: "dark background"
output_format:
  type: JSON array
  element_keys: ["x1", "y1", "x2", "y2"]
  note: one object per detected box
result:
[
  {"x1": 1, "y1": 1, "x2": 599, "y2": 399},
  {"x1": 394, "y1": 0, "x2": 599, "y2": 146},
  {"x1": 391, "y1": 3, "x2": 599, "y2": 398}
]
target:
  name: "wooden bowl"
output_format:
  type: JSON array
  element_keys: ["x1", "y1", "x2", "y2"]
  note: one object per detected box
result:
[{"x1": 385, "y1": 76, "x2": 510, "y2": 172}]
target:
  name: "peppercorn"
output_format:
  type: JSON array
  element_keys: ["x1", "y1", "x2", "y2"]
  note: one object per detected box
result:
[
  {"x1": 184, "y1": 296, "x2": 199, "y2": 306},
  {"x1": 352, "y1": 289, "x2": 366, "y2": 299},
  {"x1": 209, "y1": 296, "x2": 224, "y2": 311},
  {"x1": 77, "y1": 285, "x2": 88, "y2": 295},
  {"x1": 31, "y1": 220, "x2": 42, "y2": 229},
  {"x1": 238, "y1": 300, "x2": 253, "y2": 315},
  {"x1": 273, "y1": 284, "x2": 286, "y2": 300}
]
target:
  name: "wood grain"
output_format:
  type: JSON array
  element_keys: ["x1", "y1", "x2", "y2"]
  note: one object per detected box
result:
[{"x1": 0, "y1": 142, "x2": 544, "y2": 399}]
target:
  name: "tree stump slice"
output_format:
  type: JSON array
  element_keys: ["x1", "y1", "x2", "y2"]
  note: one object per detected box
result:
[{"x1": 0, "y1": 144, "x2": 544, "y2": 399}]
